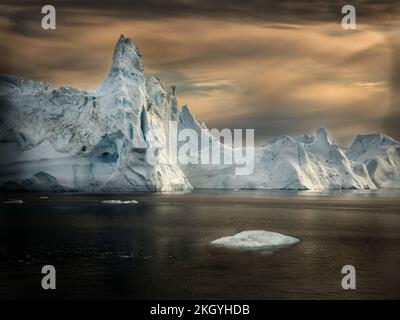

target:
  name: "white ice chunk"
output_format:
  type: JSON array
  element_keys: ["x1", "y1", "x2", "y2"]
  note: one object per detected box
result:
[
  {"x1": 3, "y1": 199, "x2": 23, "y2": 204},
  {"x1": 101, "y1": 200, "x2": 138, "y2": 204},
  {"x1": 211, "y1": 230, "x2": 300, "y2": 249}
]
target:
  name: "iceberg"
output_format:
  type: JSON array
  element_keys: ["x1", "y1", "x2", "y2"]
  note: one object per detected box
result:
[
  {"x1": 182, "y1": 127, "x2": 378, "y2": 190},
  {"x1": 0, "y1": 34, "x2": 399, "y2": 191},
  {"x1": 0, "y1": 35, "x2": 191, "y2": 192},
  {"x1": 211, "y1": 230, "x2": 300, "y2": 250}
]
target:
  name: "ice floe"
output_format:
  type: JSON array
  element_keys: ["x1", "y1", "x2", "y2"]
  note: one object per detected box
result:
[
  {"x1": 3, "y1": 199, "x2": 23, "y2": 204},
  {"x1": 211, "y1": 230, "x2": 299, "y2": 250},
  {"x1": 101, "y1": 200, "x2": 138, "y2": 204}
]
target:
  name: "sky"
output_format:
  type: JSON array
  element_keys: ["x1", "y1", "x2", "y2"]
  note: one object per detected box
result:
[{"x1": 0, "y1": 0, "x2": 399, "y2": 145}]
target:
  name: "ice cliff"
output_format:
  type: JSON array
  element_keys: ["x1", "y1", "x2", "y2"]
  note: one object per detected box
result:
[
  {"x1": 180, "y1": 123, "x2": 378, "y2": 190},
  {"x1": 346, "y1": 133, "x2": 400, "y2": 188},
  {"x1": 0, "y1": 35, "x2": 399, "y2": 191},
  {"x1": 0, "y1": 35, "x2": 191, "y2": 192}
]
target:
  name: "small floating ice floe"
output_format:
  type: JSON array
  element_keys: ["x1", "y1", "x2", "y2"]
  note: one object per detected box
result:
[
  {"x1": 101, "y1": 200, "x2": 139, "y2": 204},
  {"x1": 211, "y1": 230, "x2": 299, "y2": 251},
  {"x1": 3, "y1": 199, "x2": 23, "y2": 204},
  {"x1": 118, "y1": 254, "x2": 133, "y2": 259}
]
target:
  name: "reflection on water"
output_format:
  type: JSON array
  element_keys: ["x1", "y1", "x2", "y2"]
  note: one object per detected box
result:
[{"x1": 0, "y1": 189, "x2": 399, "y2": 299}]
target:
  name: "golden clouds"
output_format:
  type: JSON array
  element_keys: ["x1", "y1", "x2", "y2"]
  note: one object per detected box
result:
[{"x1": 0, "y1": 3, "x2": 399, "y2": 144}]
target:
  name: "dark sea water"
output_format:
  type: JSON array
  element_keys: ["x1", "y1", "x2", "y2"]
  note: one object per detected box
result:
[{"x1": 0, "y1": 190, "x2": 399, "y2": 299}]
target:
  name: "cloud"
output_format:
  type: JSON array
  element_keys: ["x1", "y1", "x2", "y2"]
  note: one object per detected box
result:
[
  {"x1": 1, "y1": 0, "x2": 399, "y2": 25},
  {"x1": 0, "y1": 2, "x2": 399, "y2": 145}
]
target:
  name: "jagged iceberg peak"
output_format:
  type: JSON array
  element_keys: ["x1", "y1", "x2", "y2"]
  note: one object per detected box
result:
[
  {"x1": 349, "y1": 133, "x2": 400, "y2": 151},
  {"x1": 111, "y1": 34, "x2": 143, "y2": 73},
  {"x1": 97, "y1": 34, "x2": 146, "y2": 102},
  {"x1": 315, "y1": 127, "x2": 329, "y2": 141}
]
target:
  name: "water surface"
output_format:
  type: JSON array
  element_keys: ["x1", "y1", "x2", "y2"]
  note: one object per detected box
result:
[{"x1": 0, "y1": 190, "x2": 399, "y2": 299}]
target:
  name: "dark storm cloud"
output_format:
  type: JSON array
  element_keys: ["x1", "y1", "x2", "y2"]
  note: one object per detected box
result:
[{"x1": 1, "y1": 0, "x2": 399, "y2": 24}]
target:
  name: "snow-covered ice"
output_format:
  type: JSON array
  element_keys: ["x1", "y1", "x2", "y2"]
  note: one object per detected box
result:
[
  {"x1": 0, "y1": 35, "x2": 191, "y2": 192},
  {"x1": 182, "y1": 126, "x2": 378, "y2": 190},
  {"x1": 101, "y1": 200, "x2": 139, "y2": 204},
  {"x1": 211, "y1": 230, "x2": 300, "y2": 250},
  {"x1": 346, "y1": 133, "x2": 400, "y2": 188},
  {"x1": 0, "y1": 34, "x2": 399, "y2": 192}
]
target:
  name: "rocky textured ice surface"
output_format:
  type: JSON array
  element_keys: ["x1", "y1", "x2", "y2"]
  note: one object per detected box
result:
[
  {"x1": 211, "y1": 231, "x2": 300, "y2": 250},
  {"x1": 346, "y1": 133, "x2": 400, "y2": 188},
  {"x1": 0, "y1": 35, "x2": 191, "y2": 192},
  {"x1": 0, "y1": 35, "x2": 399, "y2": 191},
  {"x1": 181, "y1": 125, "x2": 379, "y2": 190}
]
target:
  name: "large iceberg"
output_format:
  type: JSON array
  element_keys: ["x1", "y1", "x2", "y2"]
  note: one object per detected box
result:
[
  {"x1": 0, "y1": 35, "x2": 399, "y2": 192},
  {"x1": 0, "y1": 35, "x2": 191, "y2": 192},
  {"x1": 181, "y1": 125, "x2": 378, "y2": 190}
]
